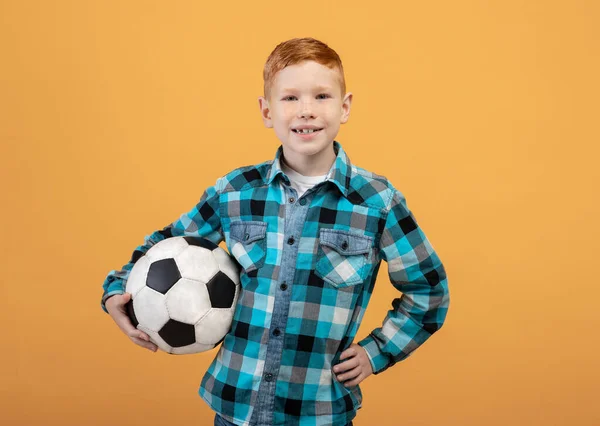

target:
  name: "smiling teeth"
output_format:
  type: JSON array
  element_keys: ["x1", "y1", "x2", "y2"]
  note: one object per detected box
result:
[{"x1": 295, "y1": 129, "x2": 320, "y2": 134}]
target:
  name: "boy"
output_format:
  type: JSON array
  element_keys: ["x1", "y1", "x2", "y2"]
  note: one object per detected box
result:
[{"x1": 101, "y1": 37, "x2": 450, "y2": 426}]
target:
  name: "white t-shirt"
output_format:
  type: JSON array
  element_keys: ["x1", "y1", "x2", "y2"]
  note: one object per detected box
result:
[{"x1": 280, "y1": 159, "x2": 327, "y2": 199}]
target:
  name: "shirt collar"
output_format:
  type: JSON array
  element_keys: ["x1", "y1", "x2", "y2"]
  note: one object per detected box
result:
[{"x1": 267, "y1": 141, "x2": 352, "y2": 197}]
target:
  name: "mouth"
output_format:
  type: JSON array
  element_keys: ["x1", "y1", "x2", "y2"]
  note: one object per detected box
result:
[{"x1": 291, "y1": 128, "x2": 324, "y2": 134}]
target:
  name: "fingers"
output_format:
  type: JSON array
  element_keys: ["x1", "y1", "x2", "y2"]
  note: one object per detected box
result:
[
  {"x1": 333, "y1": 356, "x2": 359, "y2": 374},
  {"x1": 343, "y1": 372, "x2": 365, "y2": 387},
  {"x1": 336, "y1": 365, "x2": 362, "y2": 383},
  {"x1": 130, "y1": 333, "x2": 158, "y2": 352},
  {"x1": 124, "y1": 322, "x2": 158, "y2": 352},
  {"x1": 339, "y1": 346, "x2": 357, "y2": 360}
]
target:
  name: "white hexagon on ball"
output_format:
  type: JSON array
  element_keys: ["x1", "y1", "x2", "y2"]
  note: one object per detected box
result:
[
  {"x1": 133, "y1": 286, "x2": 170, "y2": 332},
  {"x1": 145, "y1": 237, "x2": 189, "y2": 262},
  {"x1": 176, "y1": 245, "x2": 219, "y2": 283},
  {"x1": 165, "y1": 278, "x2": 213, "y2": 324},
  {"x1": 196, "y1": 308, "x2": 235, "y2": 345}
]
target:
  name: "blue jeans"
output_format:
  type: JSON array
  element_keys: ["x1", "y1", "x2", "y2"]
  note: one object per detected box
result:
[{"x1": 214, "y1": 413, "x2": 354, "y2": 426}]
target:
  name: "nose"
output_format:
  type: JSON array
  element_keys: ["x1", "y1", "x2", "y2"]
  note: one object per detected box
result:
[{"x1": 297, "y1": 99, "x2": 315, "y2": 119}]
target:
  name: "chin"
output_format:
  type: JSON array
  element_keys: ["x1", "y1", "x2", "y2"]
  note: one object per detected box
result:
[{"x1": 285, "y1": 141, "x2": 331, "y2": 157}]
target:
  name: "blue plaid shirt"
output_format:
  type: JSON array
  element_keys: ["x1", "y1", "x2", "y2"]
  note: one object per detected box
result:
[{"x1": 101, "y1": 141, "x2": 450, "y2": 426}]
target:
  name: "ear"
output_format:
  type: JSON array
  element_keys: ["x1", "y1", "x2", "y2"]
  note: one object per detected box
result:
[
  {"x1": 340, "y1": 92, "x2": 353, "y2": 124},
  {"x1": 258, "y1": 96, "x2": 273, "y2": 128}
]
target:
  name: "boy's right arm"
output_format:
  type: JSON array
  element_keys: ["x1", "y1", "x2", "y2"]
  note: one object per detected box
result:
[{"x1": 101, "y1": 178, "x2": 224, "y2": 350}]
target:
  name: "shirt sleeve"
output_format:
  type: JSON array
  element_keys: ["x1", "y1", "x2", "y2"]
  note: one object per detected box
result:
[
  {"x1": 100, "y1": 177, "x2": 224, "y2": 314},
  {"x1": 357, "y1": 188, "x2": 450, "y2": 374}
]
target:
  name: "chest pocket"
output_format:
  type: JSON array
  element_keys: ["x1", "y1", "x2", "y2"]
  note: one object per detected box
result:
[
  {"x1": 315, "y1": 229, "x2": 373, "y2": 288},
  {"x1": 229, "y1": 221, "x2": 267, "y2": 274}
]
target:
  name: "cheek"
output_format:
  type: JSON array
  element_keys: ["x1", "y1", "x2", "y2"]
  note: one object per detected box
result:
[
  {"x1": 322, "y1": 115, "x2": 338, "y2": 128},
  {"x1": 320, "y1": 107, "x2": 339, "y2": 121},
  {"x1": 272, "y1": 108, "x2": 294, "y2": 125},
  {"x1": 274, "y1": 121, "x2": 291, "y2": 133}
]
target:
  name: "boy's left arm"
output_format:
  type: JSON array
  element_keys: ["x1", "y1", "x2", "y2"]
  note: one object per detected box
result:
[{"x1": 354, "y1": 188, "x2": 450, "y2": 376}]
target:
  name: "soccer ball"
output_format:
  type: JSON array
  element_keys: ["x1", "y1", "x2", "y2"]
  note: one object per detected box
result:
[{"x1": 124, "y1": 236, "x2": 240, "y2": 355}]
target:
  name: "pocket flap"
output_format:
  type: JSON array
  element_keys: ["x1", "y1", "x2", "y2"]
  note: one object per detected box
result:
[
  {"x1": 230, "y1": 221, "x2": 267, "y2": 244},
  {"x1": 319, "y1": 229, "x2": 372, "y2": 255}
]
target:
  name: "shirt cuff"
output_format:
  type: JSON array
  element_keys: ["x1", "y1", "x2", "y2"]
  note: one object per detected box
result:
[{"x1": 357, "y1": 334, "x2": 393, "y2": 375}]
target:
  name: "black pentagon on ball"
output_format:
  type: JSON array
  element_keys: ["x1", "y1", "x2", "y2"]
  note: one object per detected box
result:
[
  {"x1": 183, "y1": 236, "x2": 219, "y2": 251},
  {"x1": 206, "y1": 270, "x2": 236, "y2": 308},
  {"x1": 147, "y1": 258, "x2": 182, "y2": 294},
  {"x1": 159, "y1": 318, "x2": 196, "y2": 348}
]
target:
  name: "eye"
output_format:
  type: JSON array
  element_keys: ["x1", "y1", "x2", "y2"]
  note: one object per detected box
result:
[
  {"x1": 317, "y1": 93, "x2": 331, "y2": 99},
  {"x1": 282, "y1": 96, "x2": 297, "y2": 101}
]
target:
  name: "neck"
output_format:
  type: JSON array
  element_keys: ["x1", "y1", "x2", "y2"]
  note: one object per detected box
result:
[{"x1": 281, "y1": 145, "x2": 336, "y2": 176}]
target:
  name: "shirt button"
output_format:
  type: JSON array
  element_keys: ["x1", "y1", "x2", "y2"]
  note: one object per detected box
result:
[
  {"x1": 341, "y1": 241, "x2": 348, "y2": 250},
  {"x1": 273, "y1": 328, "x2": 281, "y2": 336},
  {"x1": 265, "y1": 373, "x2": 273, "y2": 382},
  {"x1": 244, "y1": 232, "x2": 250, "y2": 241},
  {"x1": 287, "y1": 236, "x2": 295, "y2": 245},
  {"x1": 299, "y1": 198, "x2": 307, "y2": 206},
  {"x1": 280, "y1": 282, "x2": 288, "y2": 291},
  {"x1": 289, "y1": 197, "x2": 295, "y2": 203}
]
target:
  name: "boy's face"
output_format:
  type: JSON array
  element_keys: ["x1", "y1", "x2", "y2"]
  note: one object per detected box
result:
[{"x1": 258, "y1": 60, "x2": 352, "y2": 168}]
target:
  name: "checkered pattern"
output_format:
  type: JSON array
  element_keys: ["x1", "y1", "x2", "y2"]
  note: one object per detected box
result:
[{"x1": 101, "y1": 141, "x2": 450, "y2": 426}]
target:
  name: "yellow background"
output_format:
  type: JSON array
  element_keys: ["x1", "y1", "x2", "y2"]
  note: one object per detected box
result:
[{"x1": 1, "y1": 1, "x2": 599, "y2": 425}]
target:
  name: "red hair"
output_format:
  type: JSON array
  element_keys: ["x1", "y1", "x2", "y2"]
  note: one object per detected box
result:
[{"x1": 263, "y1": 37, "x2": 346, "y2": 100}]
